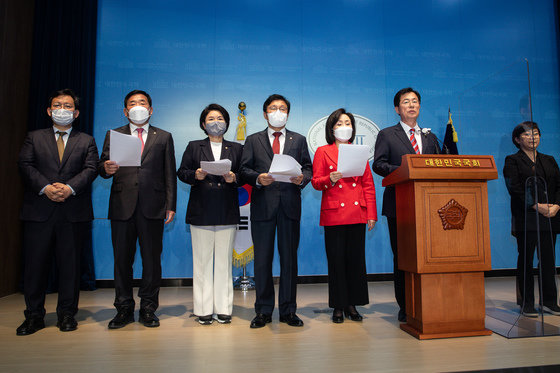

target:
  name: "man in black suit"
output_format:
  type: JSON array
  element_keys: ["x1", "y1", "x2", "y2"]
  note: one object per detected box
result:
[
  {"x1": 240, "y1": 94, "x2": 312, "y2": 328},
  {"x1": 372, "y1": 87, "x2": 440, "y2": 322},
  {"x1": 99, "y1": 90, "x2": 177, "y2": 329},
  {"x1": 17, "y1": 89, "x2": 99, "y2": 335}
]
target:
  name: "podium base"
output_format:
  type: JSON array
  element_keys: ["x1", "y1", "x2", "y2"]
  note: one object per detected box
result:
[{"x1": 400, "y1": 323, "x2": 493, "y2": 340}]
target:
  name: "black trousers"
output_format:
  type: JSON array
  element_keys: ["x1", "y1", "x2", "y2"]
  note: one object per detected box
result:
[
  {"x1": 516, "y1": 230, "x2": 558, "y2": 307},
  {"x1": 387, "y1": 216, "x2": 405, "y2": 312},
  {"x1": 251, "y1": 208, "x2": 299, "y2": 316},
  {"x1": 324, "y1": 224, "x2": 369, "y2": 308},
  {"x1": 23, "y1": 207, "x2": 85, "y2": 319},
  {"x1": 111, "y1": 206, "x2": 164, "y2": 312}
]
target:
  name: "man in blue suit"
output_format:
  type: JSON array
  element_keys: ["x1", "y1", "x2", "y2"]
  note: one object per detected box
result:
[
  {"x1": 240, "y1": 94, "x2": 312, "y2": 328},
  {"x1": 372, "y1": 87, "x2": 440, "y2": 323}
]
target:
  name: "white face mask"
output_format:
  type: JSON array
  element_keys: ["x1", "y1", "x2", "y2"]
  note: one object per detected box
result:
[
  {"x1": 127, "y1": 106, "x2": 150, "y2": 125},
  {"x1": 267, "y1": 110, "x2": 288, "y2": 128},
  {"x1": 51, "y1": 109, "x2": 75, "y2": 126},
  {"x1": 334, "y1": 126, "x2": 353, "y2": 142},
  {"x1": 205, "y1": 121, "x2": 227, "y2": 136}
]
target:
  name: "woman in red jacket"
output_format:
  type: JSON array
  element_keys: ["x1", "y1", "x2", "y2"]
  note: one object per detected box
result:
[{"x1": 311, "y1": 108, "x2": 377, "y2": 323}]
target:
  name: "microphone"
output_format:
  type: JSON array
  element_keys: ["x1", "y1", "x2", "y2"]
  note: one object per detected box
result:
[{"x1": 420, "y1": 128, "x2": 449, "y2": 154}]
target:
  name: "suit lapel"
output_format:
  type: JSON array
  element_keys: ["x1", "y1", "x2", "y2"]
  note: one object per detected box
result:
[
  {"x1": 283, "y1": 130, "x2": 294, "y2": 155},
  {"x1": 257, "y1": 129, "x2": 274, "y2": 160},
  {"x1": 141, "y1": 126, "x2": 157, "y2": 162},
  {"x1": 324, "y1": 143, "x2": 338, "y2": 165},
  {"x1": 59, "y1": 129, "x2": 79, "y2": 168},
  {"x1": 44, "y1": 128, "x2": 61, "y2": 165},
  {"x1": 220, "y1": 140, "x2": 231, "y2": 161},
  {"x1": 200, "y1": 138, "x2": 214, "y2": 161},
  {"x1": 394, "y1": 124, "x2": 416, "y2": 154}
]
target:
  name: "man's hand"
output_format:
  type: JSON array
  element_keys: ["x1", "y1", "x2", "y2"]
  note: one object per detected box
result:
[
  {"x1": 367, "y1": 219, "x2": 376, "y2": 231},
  {"x1": 329, "y1": 171, "x2": 343, "y2": 184},
  {"x1": 52, "y1": 182, "x2": 73, "y2": 201},
  {"x1": 223, "y1": 171, "x2": 236, "y2": 183},
  {"x1": 257, "y1": 173, "x2": 275, "y2": 186},
  {"x1": 44, "y1": 184, "x2": 64, "y2": 202},
  {"x1": 548, "y1": 204, "x2": 560, "y2": 218},
  {"x1": 104, "y1": 160, "x2": 119, "y2": 175},
  {"x1": 290, "y1": 174, "x2": 304, "y2": 185},
  {"x1": 195, "y1": 168, "x2": 208, "y2": 181},
  {"x1": 164, "y1": 210, "x2": 175, "y2": 224}
]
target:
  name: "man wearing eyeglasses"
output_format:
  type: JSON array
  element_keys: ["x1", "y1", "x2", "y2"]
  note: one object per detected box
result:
[
  {"x1": 372, "y1": 87, "x2": 440, "y2": 323},
  {"x1": 240, "y1": 94, "x2": 312, "y2": 328},
  {"x1": 17, "y1": 89, "x2": 99, "y2": 335}
]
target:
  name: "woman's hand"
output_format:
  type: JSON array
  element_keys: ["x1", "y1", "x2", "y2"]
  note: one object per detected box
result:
[
  {"x1": 224, "y1": 171, "x2": 236, "y2": 183},
  {"x1": 329, "y1": 171, "x2": 343, "y2": 184},
  {"x1": 367, "y1": 220, "x2": 376, "y2": 231},
  {"x1": 195, "y1": 168, "x2": 208, "y2": 180}
]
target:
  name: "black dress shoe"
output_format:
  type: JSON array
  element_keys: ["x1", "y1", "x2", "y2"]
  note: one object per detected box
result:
[
  {"x1": 108, "y1": 310, "x2": 134, "y2": 329},
  {"x1": 16, "y1": 317, "x2": 45, "y2": 336},
  {"x1": 398, "y1": 309, "x2": 407, "y2": 323},
  {"x1": 344, "y1": 306, "x2": 363, "y2": 322},
  {"x1": 332, "y1": 309, "x2": 344, "y2": 323},
  {"x1": 57, "y1": 315, "x2": 78, "y2": 332},
  {"x1": 521, "y1": 305, "x2": 539, "y2": 318},
  {"x1": 139, "y1": 310, "x2": 160, "y2": 327},
  {"x1": 279, "y1": 313, "x2": 304, "y2": 327},
  {"x1": 250, "y1": 313, "x2": 272, "y2": 328}
]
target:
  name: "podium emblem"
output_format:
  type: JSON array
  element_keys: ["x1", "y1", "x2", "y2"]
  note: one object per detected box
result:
[{"x1": 438, "y1": 199, "x2": 468, "y2": 230}]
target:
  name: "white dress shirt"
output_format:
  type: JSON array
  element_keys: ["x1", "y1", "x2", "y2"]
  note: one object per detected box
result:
[
  {"x1": 53, "y1": 126, "x2": 73, "y2": 147},
  {"x1": 400, "y1": 121, "x2": 423, "y2": 154},
  {"x1": 129, "y1": 123, "x2": 150, "y2": 143},
  {"x1": 210, "y1": 140, "x2": 222, "y2": 161}
]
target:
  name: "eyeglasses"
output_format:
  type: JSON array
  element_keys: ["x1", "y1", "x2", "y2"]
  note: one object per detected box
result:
[
  {"x1": 400, "y1": 99, "x2": 418, "y2": 105},
  {"x1": 52, "y1": 103, "x2": 75, "y2": 110},
  {"x1": 267, "y1": 105, "x2": 288, "y2": 113}
]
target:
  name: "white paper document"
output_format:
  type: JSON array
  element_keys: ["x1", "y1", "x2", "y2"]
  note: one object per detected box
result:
[
  {"x1": 337, "y1": 144, "x2": 370, "y2": 177},
  {"x1": 200, "y1": 159, "x2": 232, "y2": 176},
  {"x1": 109, "y1": 130, "x2": 142, "y2": 167},
  {"x1": 268, "y1": 154, "x2": 302, "y2": 183}
]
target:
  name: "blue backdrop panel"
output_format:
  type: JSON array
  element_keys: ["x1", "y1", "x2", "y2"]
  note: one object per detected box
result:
[{"x1": 93, "y1": 0, "x2": 560, "y2": 279}]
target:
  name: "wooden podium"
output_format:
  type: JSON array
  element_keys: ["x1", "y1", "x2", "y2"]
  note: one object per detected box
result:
[{"x1": 382, "y1": 154, "x2": 498, "y2": 339}]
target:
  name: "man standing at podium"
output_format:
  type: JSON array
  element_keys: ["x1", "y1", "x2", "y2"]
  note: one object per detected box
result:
[{"x1": 372, "y1": 87, "x2": 440, "y2": 322}]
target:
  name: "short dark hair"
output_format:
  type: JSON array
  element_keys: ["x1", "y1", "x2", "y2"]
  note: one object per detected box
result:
[
  {"x1": 124, "y1": 90, "x2": 152, "y2": 107},
  {"x1": 199, "y1": 103, "x2": 230, "y2": 135},
  {"x1": 48, "y1": 88, "x2": 79, "y2": 109},
  {"x1": 393, "y1": 87, "x2": 421, "y2": 107},
  {"x1": 512, "y1": 121, "x2": 540, "y2": 149},
  {"x1": 262, "y1": 94, "x2": 291, "y2": 114},
  {"x1": 325, "y1": 108, "x2": 356, "y2": 145}
]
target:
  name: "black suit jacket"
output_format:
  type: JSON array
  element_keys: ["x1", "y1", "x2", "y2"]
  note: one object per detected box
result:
[
  {"x1": 98, "y1": 124, "x2": 177, "y2": 221},
  {"x1": 372, "y1": 123, "x2": 440, "y2": 217},
  {"x1": 177, "y1": 138, "x2": 242, "y2": 225},
  {"x1": 503, "y1": 150, "x2": 560, "y2": 234},
  {"x1": 19, "y1": 127, "x2": 99, "y2": 222},
  {"x1": 240, "y1": 128, "x2": 312, "y2": 221}
]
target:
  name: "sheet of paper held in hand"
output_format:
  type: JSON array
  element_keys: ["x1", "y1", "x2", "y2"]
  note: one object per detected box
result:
[
  {"x1": 110, "y1": 130, "x2": 142, "y2": 166},
  {"x1": 200, "y1": 159, "x2": 232, "y2": 176},
  {"x1": 337, "y1": 144, "x2": 370, "y2": 177},
  {"x1": 268, "y1": 154, "x2": 302, "y2": 183}
]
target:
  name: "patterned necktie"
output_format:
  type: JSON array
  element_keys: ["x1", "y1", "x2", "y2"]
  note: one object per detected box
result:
[
  {"x1": 409, "y1": 128, "x2": 420, "y2": 154},
  {"x1": 56, "y1": 131, "x2": 66, "y2": 161},
  {"x1": 272, "y1": 132, "x2": 281, "y2": 154},
  {"x1": 137, "y1": 127, "x2": 145, "y2": 154}
]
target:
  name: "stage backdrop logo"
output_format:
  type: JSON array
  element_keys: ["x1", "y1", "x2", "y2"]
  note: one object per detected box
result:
[{"x1": 306, "y1": 114, "x2": 380, "y2": 160}]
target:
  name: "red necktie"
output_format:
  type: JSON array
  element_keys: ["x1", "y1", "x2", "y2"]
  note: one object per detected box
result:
[
  {"x1": 409, "y1": 128, "x2": 420, "y2": 154},
  {"x1": 272, "y1": 132, "x2": 281, "y2": 154},
  {"x1": 137, "y1": 128, "x2": 145, "y2": 154}
]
